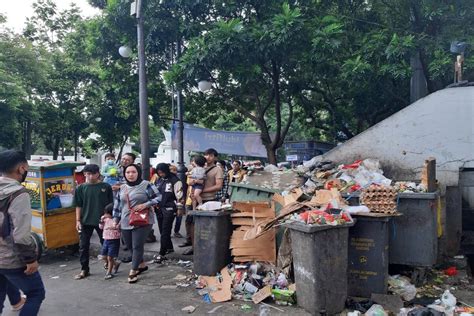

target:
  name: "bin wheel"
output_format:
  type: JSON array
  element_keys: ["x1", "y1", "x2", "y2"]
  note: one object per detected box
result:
[{"x1": 30, "y1": 232, "x2": 44, "y2": 262}]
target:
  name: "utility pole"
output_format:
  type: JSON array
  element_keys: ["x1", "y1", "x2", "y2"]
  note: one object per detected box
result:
[
  {"x1": 176, "y1": 39, "x2": 187, "y2": 184},
  {"x1": 136, "y1": 0, "x2": 150, "y2": 179}
]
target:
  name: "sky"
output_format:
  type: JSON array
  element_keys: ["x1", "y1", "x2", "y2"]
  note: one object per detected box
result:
[{"x1": 1, "y1": 0, "x2": 100, "y2": 32}]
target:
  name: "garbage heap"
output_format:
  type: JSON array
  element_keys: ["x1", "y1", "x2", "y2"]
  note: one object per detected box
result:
[{"x1": 195, "y1": 263, "x2": 296, "y2": 306}]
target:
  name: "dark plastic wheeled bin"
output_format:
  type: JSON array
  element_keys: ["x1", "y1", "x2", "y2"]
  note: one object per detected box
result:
[
  {"x1": 389, "y1": 192, "x2": 439, "y2": 266},
  {"x1": 189, "y1": 210, "x2": 233, "y2": 276},
  {"x1": 284, "y1": 221, "x2": 354, "y2": 315},
  {"x1": 348, "y1": 214, "x2": 394, "y2": 297}
]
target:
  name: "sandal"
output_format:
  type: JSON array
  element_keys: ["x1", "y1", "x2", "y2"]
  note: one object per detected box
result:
[
  {"x1": 74, "y1": 270, "x2": 90, "y2": 280},
  {"x1": 103, "y1": 263, "x2": 108, "y2": 271},
  {"x1": 128, "y1": 271, "x2": 138, "y2": 283},
  {"x1": 137, "y1": 266, "x2": 148, "y2": 275}
]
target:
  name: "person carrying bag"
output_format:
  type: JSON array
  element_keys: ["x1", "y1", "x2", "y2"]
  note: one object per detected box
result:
[{"x1": 112, "y1": 164, "x2": 161, "y2": 283}]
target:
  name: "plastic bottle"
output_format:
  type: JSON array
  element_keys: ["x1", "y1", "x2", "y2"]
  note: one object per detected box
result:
[{"x1": 259, "y1": 305, "x2": 271, "y2": 316}]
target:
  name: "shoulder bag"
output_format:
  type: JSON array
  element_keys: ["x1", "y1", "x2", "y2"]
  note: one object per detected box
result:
[{"x1": 124, "y1": 187, "x2": 150, "y2": 227}]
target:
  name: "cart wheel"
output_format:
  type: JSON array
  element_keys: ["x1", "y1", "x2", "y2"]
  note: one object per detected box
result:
[{"x1": 31, "y1": 232, "x2": 44, "y2": 262}]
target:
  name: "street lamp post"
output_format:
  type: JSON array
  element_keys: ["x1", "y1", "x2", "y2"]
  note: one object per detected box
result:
[
  {"x1": 176, "y1": 40, "x2": 187, "y2": 184},
  {"x1": 136, "y1": 0, "x2": 150, "y2": 179}
]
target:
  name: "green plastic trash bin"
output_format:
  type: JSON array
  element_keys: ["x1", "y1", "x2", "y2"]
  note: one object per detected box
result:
[{"x1": 229, "y1": 183, "x2": 277, "y2": 203}]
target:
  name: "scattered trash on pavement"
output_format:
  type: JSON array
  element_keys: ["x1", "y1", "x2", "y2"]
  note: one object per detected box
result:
[
  {"x1": 181, "y1": 305, "x2": 196, "y2": 313},
  {"x1": 388, "y1": 275, "x2": 417, "y2": 301},
  {"x1": 207, "y1": 305, "x2": 223, "y2": 314}
]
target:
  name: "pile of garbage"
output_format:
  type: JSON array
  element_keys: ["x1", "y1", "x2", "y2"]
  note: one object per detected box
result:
[
  {"x1": 345, "y1": 259, "x2": 474, "y2": 316},
  {"x1": 195, "y1": 263, "x2": 295, "y2": 306},
  {"x1": 297, "y1": 158, "x2": 393, "y2": 195},
  {"x1": 292, "y1": 157, "x2": 427, "y2": 195},
  {"x1": 285, "y1": 205, "x2": 353, "y2": 226}
]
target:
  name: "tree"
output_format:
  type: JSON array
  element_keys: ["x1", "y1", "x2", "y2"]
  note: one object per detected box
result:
[
  {"x1": 0, "y1": 17, "x2": 50, "y2": 154},
  {"x1": 169, "y1": 2, "x2": 312, "y2": 164}
]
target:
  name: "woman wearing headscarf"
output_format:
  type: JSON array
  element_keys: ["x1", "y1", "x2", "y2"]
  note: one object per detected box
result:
[{"x1": 113, "y1": 164, "x2": 161, "y2": 283}]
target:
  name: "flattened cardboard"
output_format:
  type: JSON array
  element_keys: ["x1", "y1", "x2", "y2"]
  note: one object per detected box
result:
[
  {"x1": 231, "y1": 211, "x2": 274, "y2": 218},
  {"x1": 310, "y1": 189, "x2": 333, "y2": 205},
  {"x1": 291, "y1": 187, "x2": 304, "y2": 201},
  {"x1": 208, "y1": 267, "x2": 232, "y2": 303},
  {"x1": 231, "y1": 218, "x2": 260, "y2": 226},
  {"x1": 252, "y1": 285, "x2": 273, "y2": 304},
  {"x1": 232, "y1": 201, "x2": 272, "y2": 213}
]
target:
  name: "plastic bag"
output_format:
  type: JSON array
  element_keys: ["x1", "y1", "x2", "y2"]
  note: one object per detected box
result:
[
  {"x1": 345, "y1": 205, "x2": 370, "y2": 214},
  {"x1": 365, "y1": 304, "x2": 388, "y2": 316},
  {"x1": 264, "y1": 164, "x2": 279, "y2": 172},
  {"x1": 361, "y1": 158, "x2": 382, "y2": 172},
  {"x1": 388, "y1": 275, "x2": 417, "y2": 301}
]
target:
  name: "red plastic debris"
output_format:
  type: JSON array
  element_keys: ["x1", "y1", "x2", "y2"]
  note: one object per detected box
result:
[
  {"x1": 342, "y1": 160, "x2": 363, "y2": 169},
  {"x1": 444, "y1": 266, "x2": 458, "y2": 276}
]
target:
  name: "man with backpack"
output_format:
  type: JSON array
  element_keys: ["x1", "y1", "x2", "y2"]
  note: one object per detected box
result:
[{"x1": 0, "y1": 150, "x2": 45, "y2": 315}]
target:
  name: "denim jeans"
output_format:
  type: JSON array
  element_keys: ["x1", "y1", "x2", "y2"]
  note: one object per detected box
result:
[
  {"x1": 0, "y1": 278, "x2": 21, "y2": 313},
  {"x1": 79, "y1": 225, "x2": 103, "y2": 272},
  {"x1": 0, "y1": 268, "x2": 45, "y2": 316}
]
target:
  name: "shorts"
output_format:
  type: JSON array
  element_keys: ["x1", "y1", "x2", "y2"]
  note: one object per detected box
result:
[
  {"x1": 192, "y1": 183, "x2": 204, "y2": 191},
  {"x1": 101, "y1": 239, "x2": 120, "y2": 258}
]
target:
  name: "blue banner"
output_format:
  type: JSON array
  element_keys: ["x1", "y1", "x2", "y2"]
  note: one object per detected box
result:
[{"x1": 171, "y1": 123, "x2": 267, "y2": 158}]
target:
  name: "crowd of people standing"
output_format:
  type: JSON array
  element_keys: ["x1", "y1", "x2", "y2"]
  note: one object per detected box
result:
[
  {"x1": 0, "y1": 147, "x2": 248, "y2": 315},
  {"x1": 74, "y1": 148, "x2": 247, "y2": 283}
]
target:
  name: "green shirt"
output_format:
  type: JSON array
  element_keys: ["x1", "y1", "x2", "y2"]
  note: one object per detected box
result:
[{"x1": 74, "y1": 182, "x2": 113, "y2": 226}]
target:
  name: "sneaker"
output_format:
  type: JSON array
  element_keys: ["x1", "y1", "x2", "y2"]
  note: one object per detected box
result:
[
  {"x1": 74, "y1": 270, "x2": 90, "y2": 280},
  {"x1": 104, "y1": 273, "x2": 114, "y2": 280},
  {"x1": 146, "y1": 234, "x2": 157, "y2": 243},
  {"x1": 153, "y1": 254, "x2": 166, "y2": 264},
  {"x1": 11, "y1": 295, "x2": 26, "y2": 311},
  {"x1": 173, "y1": 232, "x2": 183, "y2": 238}
]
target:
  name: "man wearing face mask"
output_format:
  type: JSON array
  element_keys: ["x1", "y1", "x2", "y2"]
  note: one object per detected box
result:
[{"x1": 0, "y1": 150, "x2": 45, "y2": 315}]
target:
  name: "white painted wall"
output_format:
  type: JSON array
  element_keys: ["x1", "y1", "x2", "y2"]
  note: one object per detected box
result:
[{"x1": 323, "y1": 87, "x2": 474, "y2": 187}]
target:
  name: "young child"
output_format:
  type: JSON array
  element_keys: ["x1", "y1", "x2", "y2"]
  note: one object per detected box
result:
[
  {"x1": 99, "y1": 203, "x2": 121, "y2": 279},
  {"x1": 189, "y1": 155, "x2": 206, "y2": 209},
  {"x1": 101, "y1": 153, "x2": 120, "y2": 186}
]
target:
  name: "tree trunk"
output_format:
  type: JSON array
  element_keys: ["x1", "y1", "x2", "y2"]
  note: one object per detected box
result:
[
  {"x1": 52, "y1": 137, "x2": 61, "y2": 160},
  {"x1": 22, "y1": 120, "x2": 33, "y2": 159},
  {"x1": 73, "y1": 134, "x2": 78, "y2": 161},
  {"x1": 116, "y1": 135, "x2": 128, "y2": 162},
  {"x1": 266, "y1": 146, "x2": 277, "y2": 165}
]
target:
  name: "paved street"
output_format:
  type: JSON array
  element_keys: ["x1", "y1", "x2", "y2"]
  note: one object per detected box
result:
[{"x1": 3, "y1": 243, "x2": 310, "y2": 316}]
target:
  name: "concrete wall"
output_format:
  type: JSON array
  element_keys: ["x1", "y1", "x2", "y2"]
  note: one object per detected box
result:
[{"x1": 323, "y1": 87, "x2": 474, "y2": 187}]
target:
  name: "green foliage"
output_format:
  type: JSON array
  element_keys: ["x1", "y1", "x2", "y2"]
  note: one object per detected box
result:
[{"x1": 1, "y1": 0, "x2": 473, "y2": 164}]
